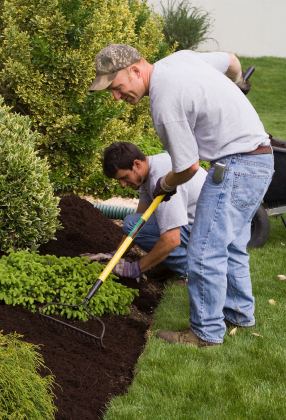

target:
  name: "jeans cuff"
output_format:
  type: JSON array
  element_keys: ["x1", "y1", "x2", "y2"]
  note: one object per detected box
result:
[
  {"x1": 224, "y1": 317, "x2": 255, "y2": 327},
  {"x1": 191, "y1": 328, "x2": 224, "y2": 344}
]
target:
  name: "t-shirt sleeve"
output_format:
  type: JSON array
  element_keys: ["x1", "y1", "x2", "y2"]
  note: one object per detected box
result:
[
  {"x1": 155, "y1": 120, "x2": 199, "y2": 172},
  {"x1": 198, "y1": 52, "x2": 230, "y2": 73}
]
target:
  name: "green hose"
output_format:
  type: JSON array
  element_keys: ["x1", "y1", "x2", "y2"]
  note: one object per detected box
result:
[{"x1": 94, "y1": 203, "x2": 136, "y2": 220}]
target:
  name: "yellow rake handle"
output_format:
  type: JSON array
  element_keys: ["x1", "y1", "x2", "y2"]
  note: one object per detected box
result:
[
  {"x1": 98, "y1": 194, "x2": 165, "y2": 282},
  {"x1": 83, "y1": 194, "x2": 165, "y2": 304}
]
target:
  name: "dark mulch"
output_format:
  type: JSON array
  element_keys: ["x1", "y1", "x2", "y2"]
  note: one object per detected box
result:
[{"x1": 0, "y1": 194, "x2": 165, "y2": 419}]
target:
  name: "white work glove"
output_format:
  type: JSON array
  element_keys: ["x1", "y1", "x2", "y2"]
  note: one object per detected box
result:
[{"x1": 81, "y1": 252, "x2": 114, "y2": 262}]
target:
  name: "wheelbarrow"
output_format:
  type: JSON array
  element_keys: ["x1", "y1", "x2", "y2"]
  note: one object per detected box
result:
[
  {"x1": 249, "y1": 136, "x2": 286, "y2": 247},
  {"x1": 242, "y1": 67, "x2": 286, "y2": 247}
]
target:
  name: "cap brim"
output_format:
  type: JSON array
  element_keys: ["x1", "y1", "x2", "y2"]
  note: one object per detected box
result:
[{"x1": 89, "y1": 72, "x2": 117, "y2": 91}]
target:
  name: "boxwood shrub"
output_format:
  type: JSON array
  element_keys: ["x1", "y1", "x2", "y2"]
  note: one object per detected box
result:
[{"x1": 0, "y1": 99, "x2": 60, "y2": 252}]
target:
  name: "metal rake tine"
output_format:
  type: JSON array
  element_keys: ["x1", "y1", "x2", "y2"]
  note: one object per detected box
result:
[{"x1": 39, "y1": 302, "x2": 106, "y2": 347}]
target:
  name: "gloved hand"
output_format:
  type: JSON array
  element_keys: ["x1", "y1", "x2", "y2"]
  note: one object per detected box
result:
[
  {"x1": 235, "y1": 72, "x2": 251, "y2": 95},
  {"x1": 153, "y1": 176, "x2": 177, "y2": 202},
  {"x1": 113, "y1": 259, "x2": 141, "y2": 279},
  {"x1": 81, "y1": 252, "x2": 114, "y2": 262}
]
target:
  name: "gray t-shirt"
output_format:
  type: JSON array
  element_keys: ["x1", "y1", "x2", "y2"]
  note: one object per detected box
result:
[
  {"x1": 150, "y1": 50, "x2": 270, "y2": 172},
  {"x1": 139, "y1": 153, "x2": 207, "y2": 234}
]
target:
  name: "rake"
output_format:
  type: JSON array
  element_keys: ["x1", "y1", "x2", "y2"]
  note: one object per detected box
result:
[{"x1": 39, "y1": 194, "x2": 165, "y2": 347}]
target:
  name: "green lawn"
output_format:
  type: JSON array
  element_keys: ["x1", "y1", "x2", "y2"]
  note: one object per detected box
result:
[
  {"x1": 104, "y1": 57, "x2": 286, "y2": 420},
  {"x1": 240, "y1": 56, "x2": 286, "y2": 138},
  {"x1": 105, "y1": 217, "x2": 286, "y2": 420}
]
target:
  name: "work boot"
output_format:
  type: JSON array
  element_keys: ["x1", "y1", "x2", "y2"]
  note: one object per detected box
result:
[
  {"x1": 174, "y1": 275, "x2": 188, "y2": 286},
  {"x1": 156, "y1": 329, "x2": 221, "y2": 348}
]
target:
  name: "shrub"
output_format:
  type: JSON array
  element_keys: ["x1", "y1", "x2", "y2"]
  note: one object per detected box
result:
[
  {"x1": 0, "y1": 331, "x2": 56, "y2": 419},
  {"x1": 161, "y1": 0, "x2": 212, "y2": 51},
  {"x1": 0, "y1": 99, "x2": 60, "y2": 252},
  {"x1": 0, "y1": 0, "x2": 170, "y2": 194},
  {"x1": 0, "y1": 251, "x2": 139, "y2": 319}
]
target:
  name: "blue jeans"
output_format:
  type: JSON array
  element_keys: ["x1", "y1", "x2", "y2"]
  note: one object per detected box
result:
[
  {"x1": 123, "y1": 213, "x2": 191, "y2": 276},
  {"x1": 188, "y1": 153, "x2": 274, "y2": 343}
]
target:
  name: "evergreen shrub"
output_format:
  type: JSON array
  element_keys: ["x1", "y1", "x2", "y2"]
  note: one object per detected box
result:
[
  {"x1": 0, "y1": 0, "x2": 169, "y2": 194},
  {"x1": 0, "y1": 99, "x2": 60, "y2": 252},
  {"x1": 0, "y1": 331, "x2": 56, "y2": 419}
]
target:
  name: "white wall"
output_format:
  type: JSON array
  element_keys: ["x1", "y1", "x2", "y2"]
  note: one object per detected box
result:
[{"x1": 148, "y1": 0, "x2": 286, "y2": 57}]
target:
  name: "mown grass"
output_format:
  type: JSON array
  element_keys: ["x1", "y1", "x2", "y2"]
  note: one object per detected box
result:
[
  {"x1": 104, "y1": 56, "x2": 286, "y2": 419},
  {"x1": 240, "y1": 56, "x2": 286, "y2": 138},
  {"x1": 105, "y1": 217, "x2": 286, "y2": 419}
]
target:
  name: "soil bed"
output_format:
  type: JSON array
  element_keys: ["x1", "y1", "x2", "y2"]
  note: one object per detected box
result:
[{"x1": 0, "y1": 195, "x2": 165, "y2": 419}]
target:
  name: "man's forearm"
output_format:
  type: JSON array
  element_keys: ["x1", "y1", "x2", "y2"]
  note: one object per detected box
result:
[
  {"x1": 225, "y1": 53, "x2": 242, "y2": 82},
  {"x1": 164, "y1": 161, "x2": 199, "y2": 188},
  {"x1": 139, "y1": 228, "x2": 180, "y2": 272}
]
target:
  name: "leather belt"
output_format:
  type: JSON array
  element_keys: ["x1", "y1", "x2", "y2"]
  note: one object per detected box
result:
[
  {"x1": 244, "y1": 145, "x2": 272, "y2": 155},
  {"x1": 210, "y1": 145, "x2": 272, "y2": 166}
]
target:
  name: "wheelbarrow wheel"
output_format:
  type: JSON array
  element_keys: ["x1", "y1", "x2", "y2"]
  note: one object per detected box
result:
[{"x1": 248, "y1": 205, "x2": 270, "y2": 248}]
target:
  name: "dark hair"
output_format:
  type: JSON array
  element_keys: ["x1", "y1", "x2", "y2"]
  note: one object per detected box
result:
[{"x1": 103, "y1": 142, "x2": 146, "y2": 178}]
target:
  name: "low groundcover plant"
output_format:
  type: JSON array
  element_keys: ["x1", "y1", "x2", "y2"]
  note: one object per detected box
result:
[{"x1": 0, "y1": 251, "x2": 139, "y2": 320}]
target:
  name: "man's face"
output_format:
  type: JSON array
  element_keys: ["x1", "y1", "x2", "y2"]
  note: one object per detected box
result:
[
  {"x1": 114, "y1": 161, "x2": 145, "y2": 189},
  {"x1": 108, "y1": 67, "x2": 145, "y2": 105}
]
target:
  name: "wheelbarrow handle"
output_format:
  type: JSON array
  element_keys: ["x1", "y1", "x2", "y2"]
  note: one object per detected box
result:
[{"x1": 243, "y1": 66, "x2": 255, "y2": 81}]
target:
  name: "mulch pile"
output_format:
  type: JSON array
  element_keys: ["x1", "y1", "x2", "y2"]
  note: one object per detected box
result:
[
  {"x1": 39, "y1": 194, "x2": 124, "y2": 256},
  {"x1": 0, "y1": 194, "x2": 164, "y2": 419}
]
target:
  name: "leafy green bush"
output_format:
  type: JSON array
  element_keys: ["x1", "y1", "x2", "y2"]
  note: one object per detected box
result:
[
  {"x1": 161, "y1": 0, "x2": 212, "y2": 51},
  {"x1": 0, "y1": 251, "x2": 139, "y2": 320},
  {"x1": 0, "y1": 99, "x2": 60, "y2": 252},
  {"x1": 0, "y1": 0, "x2": 169, "y2": 194},
  {"x1": 0, "y1": 331, "x2": 56, "y2": 419}
]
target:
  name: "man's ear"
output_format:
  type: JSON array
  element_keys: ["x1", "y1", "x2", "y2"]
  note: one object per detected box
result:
[
  {"x1": 129, "y1": 64, "x2": 141, "y2": 79},
  {"x1": 133, "y1": 159, "x2": 145, "y2": 172}
]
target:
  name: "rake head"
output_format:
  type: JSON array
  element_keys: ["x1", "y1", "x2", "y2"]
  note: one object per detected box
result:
[{"x1": 39, "y1": 302, "x2": 106, "y2": 347}]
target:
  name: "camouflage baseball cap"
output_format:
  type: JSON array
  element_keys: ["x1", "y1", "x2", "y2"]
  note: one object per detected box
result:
[{"x1": 89, "y1": 44, "x2": 141, "y2": 91}]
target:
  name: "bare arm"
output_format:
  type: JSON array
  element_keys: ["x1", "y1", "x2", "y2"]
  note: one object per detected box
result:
[
  {"x1": 139, "y1": 227, "x2": 181, "y2": 272},
  {"x1": 163, "y1": 161, "x2": 200, "y2": 188},
  {"x1": 136, "y1": 200, "x2": 149, "y2": 214},
  {"x1": 225, "y1": 53, "x2": 243, "y2": 82}
]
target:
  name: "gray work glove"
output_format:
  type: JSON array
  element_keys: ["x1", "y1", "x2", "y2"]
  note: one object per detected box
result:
[
  {"x1": 153, "y1": 176, "x2": 177, "y2": 201},
  {"x1": 113, "y1": 259, "x2": 141, "y2": 279},
  {"x1": 82, "y1": 253, "x2": 144, "y2": 282}
]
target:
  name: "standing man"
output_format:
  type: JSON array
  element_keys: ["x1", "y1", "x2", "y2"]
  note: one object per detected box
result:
[
  {"x1": 90, "y1": 44, "x2": 274, "y2": 347},
  {"x1": 101, "y1": 141, "x2": 207, "y2": 280}
]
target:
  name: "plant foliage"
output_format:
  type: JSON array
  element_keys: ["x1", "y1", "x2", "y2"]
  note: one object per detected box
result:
[
  {"x1": 0, "y1": 0, "x2": 169, "y2": 194},
  {"x1": 0, "y1": 331, "x2": 56, "y2": 419},
  {"x1": 161, "y1": 0, "x2": 212, "y2": 51},
  {"x1": 0, "y1": 98, "x2": 60, "y2": 252},
  {"x1": 0, "y1": 251, "x2": 139, "y2": 320}
]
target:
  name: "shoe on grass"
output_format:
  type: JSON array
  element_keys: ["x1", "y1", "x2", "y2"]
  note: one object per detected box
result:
[
  {"x1": 156, "y1": 329, "x2": 221, "y2": 347},
  {"x1": 172, "y1": 274, "x2": 188, "y2": 286}
]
